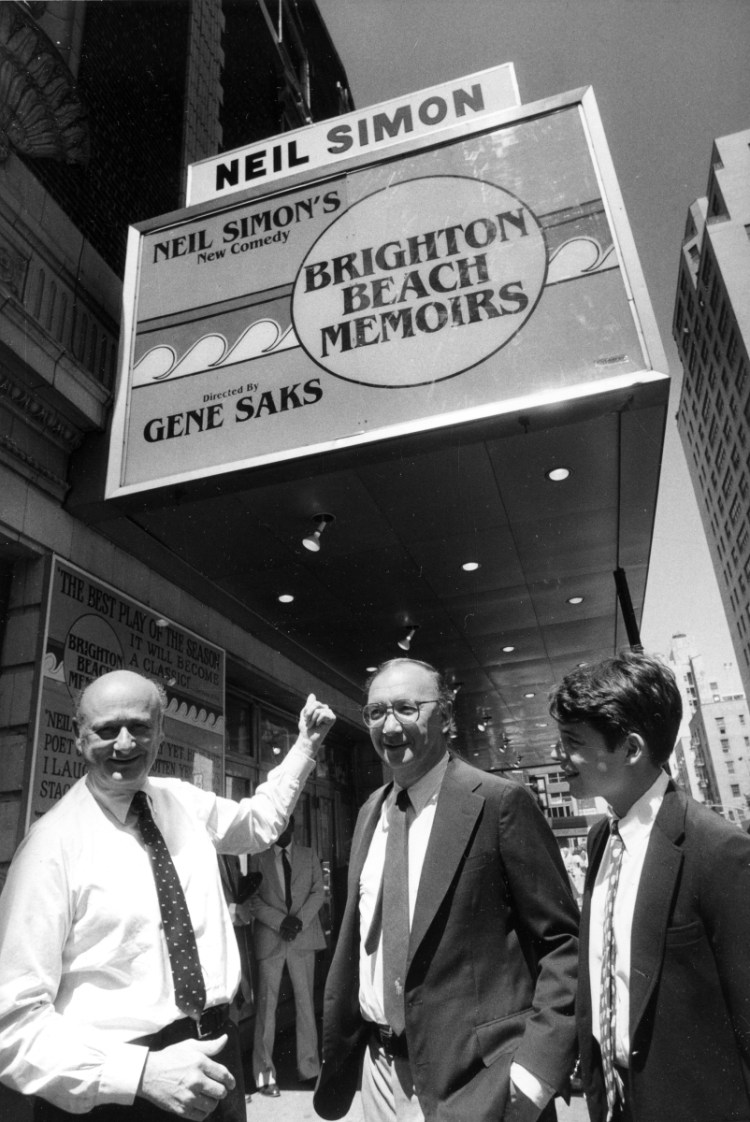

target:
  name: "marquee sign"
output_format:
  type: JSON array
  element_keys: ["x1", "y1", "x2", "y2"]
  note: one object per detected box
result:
[
  {"x1": 186, "y1": 64, "x2": 520, "y2": 205},
  {"x1": 106, "y1": 79, "x2": 667, "y2": 499}
]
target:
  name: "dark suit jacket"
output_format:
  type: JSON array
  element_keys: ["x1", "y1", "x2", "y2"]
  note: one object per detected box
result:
[
  {"x1": 578, "y1": 781, "x2": 750, "y2": 1122},
  {"x1": 313, "y1": 756, "x2": 579, "y2": 1122}
]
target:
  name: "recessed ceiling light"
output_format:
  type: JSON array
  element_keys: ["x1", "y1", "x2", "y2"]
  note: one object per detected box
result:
[
  {"x1": 567, "y1": 595, "x2": 584, "y2": 605},
  {"x1": 366, "y1": 665, "x2": 378, "y2": 673},
  {"x1": 502, "y1": 645, "x2": 515, "y2": 653},
  {"x1": 524, "y1": 691, "x2": 535, "y2": 698},
  {"x1": 278, "y1": 593, "x2": 295, "y2": 603},
  {"x1": 546, "y1": 467, "x2": 570, "y2": 482},
  {"x1": 462, "y1": 561, "x2": 480, "y2": 571}
]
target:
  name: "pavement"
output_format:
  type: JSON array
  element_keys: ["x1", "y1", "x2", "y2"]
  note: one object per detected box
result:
[{"x1": 242, "y1": 1025, "x2": 590, "y2": 1122}]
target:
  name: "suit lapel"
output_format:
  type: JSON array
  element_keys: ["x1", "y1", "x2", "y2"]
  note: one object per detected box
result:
[
  {"x1": 579, "y1": 819, "x2": 609, "y2": 1044},
  {"x1": 629, "y1": 785, "x2": 685, "y2": 1037},
  {"x1": 408, "y1": 758, "x2": 483, "y2": 958},
  {"x1": 350, "y1": 787, "x2": 390, "y2": 888},
  {"x1": 262, "y1": 848, "x2": 285, "y2": 906}
]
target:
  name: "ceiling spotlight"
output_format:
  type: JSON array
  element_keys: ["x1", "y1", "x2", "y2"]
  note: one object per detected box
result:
[
  {"x1": 302, "y1": 512, "x2": 335, "y2": 552},
  {"x1": 546, "y1": 467, "x2": 570, "y2": 482},
  {"x1": 502, "y1": 645, "x2": 515, "y2": 653},
  {"x1": 567, "y1": 595, "x2": 584, "y2": 605},
  {"x1": 524, "y1": 691, "x2": 535, "y2": 699},
  {"x1": 278, "y1": 593, "x2": 295, "y2": 603},
  {"x1": 397, "y1": 625, "x2": 419, "y2": 652},
  {"x1": 462, "y1": 561, "x2": 480, "y2": 571}
]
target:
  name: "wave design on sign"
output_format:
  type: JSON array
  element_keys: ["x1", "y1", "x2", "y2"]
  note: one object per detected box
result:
[
  {"x1": 132, "y1": 234, "x2": 612, "y2": 386},
  {"x1": 134, "y1": 320, "x2": 297, "y2": 385},
  {"x1": 547, "y1": 237, "x2": 616, "y2": 284},
  {"x1": 165, "y1": 695, "x2": 225, "y2": 734}
]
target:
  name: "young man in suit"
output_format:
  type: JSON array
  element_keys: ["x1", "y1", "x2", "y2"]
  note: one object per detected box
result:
[
  {"x1": 550, "y1": 649, "x2": 750, "y2": 1122},
  {"x1": 314, "y1": 658, "x2": 579, "y2": 1122},
  {"x1": 248, "y1": 815, "x2": 326, "y2": 1096}
]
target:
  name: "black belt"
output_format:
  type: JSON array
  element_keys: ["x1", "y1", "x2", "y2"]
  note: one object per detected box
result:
[
  {"x1": 371, "y1": 1023, "x2": 408, "y2": 1060},
  {"x1": 135, "y1": 1004, "x2": 232, "y2": 1048}
]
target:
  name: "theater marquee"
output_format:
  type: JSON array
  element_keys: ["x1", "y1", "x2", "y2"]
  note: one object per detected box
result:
[{"x1": 106, "y1": 76, "x2": 667, "y2": 499}]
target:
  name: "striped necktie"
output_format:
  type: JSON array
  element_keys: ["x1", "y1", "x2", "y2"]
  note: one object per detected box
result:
[
  {"x1": 131, "y1": 790, "x2": 206, "y2": 1017},
  {"x1": 599, "y1": 817, "x2": 625, "y2": 1120}
]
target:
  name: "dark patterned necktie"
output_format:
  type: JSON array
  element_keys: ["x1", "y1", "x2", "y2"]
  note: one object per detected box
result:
[
  {"x1": 382, "y1": 787, "x2": 412, "y2": 1035},
  {"x1": 600, "y1": 818, "x2": 625, "y2": 1121},
  {"x1": 281, "y1": 847, "x2": 293, "y2": 912},
  {"x1": 131, "y1": 790, "x2": 206, "y2": 1017}
]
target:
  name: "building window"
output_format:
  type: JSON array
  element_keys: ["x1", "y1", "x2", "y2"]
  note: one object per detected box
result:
[
  {"x1": 730, "y1": 496, "x2": 741, "y2": 525},
  {"x1": 727, "y1": 761, "x2": 735, "y2": 774},
  {"x1": 728, "y1": 331, "x2": 738, "y2": 367},
  {"x1": 737, "y1": 358, "x2": 747, "y2": 395},
  {"x1": 731, "y1": 784, "x2": 741, "y2": 798},
  {"x1": 716, "y1": 443, "x2": 727, "y2": 472},
  {"x1": 722, "y1": 468, "x2": 734, "y2": 498}
]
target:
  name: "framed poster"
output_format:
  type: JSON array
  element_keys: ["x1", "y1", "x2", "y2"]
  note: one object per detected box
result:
[{"x1": 28, "y1": 558, "x2": 225, "y2": 823}]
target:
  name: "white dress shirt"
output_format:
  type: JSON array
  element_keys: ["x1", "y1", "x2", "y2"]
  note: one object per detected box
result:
[
  {"x1": 0, "y1": 745, "x2": 314, "y2": 1113},
  {"x1": 358, "y1": 753, "x2": 552, "y2": 1110},
  {"x1": 589, "y1": 769, "x2": 669, "y2": 1066}
]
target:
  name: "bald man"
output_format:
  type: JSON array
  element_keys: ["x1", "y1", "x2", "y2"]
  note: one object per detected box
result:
[{"x1": 0, "y1": 670, "x2": 335, "y2": 1121}]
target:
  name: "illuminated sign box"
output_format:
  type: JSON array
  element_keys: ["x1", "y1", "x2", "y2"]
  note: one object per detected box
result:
[{"x1": 107, "y1": 72, "x2": 667, "y2": 500}]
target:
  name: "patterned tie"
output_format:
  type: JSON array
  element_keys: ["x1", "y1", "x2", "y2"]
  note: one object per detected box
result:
[
  {"x1": 600, "y1": 817, "x2": 625, "y2": 1121},
  {"x1": 131, "y1": 791, "x2": 206, "y2": 1017},
  {"x1": 281, "y1": 847, "x2": 293, "y2": 912},
  {"x1": 382, "y1": 787, "x2": 412, "y2": 1036}
]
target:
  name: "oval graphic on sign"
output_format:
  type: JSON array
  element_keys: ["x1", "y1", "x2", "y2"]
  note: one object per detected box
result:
[
  {"x1": 292, "y1": 175, "x2": 547, "y2": 388},
  {"x1": 63, "y1": 614, "x2": 124, "y2": 698}
]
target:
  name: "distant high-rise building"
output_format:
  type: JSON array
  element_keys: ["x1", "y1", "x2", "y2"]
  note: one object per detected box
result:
[
  {"x1": 666, "y1": 632, "x2": 750, "y2": 826},
  {"x1": 674, "y1": 129, "x2": 750, "y2": 700}
]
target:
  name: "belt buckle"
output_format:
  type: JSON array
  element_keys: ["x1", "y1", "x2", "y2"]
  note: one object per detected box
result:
[{"x1": 195, "y1": 1006, "x2": 222, "y2": 1039}]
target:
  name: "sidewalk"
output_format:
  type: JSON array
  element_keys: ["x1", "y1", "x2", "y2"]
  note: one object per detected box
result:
[{"x1": 243, "y1": 1027, "x2": 590, "y2": 1122}]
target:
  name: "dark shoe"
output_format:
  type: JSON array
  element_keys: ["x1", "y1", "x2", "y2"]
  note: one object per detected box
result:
[
  {"x1": 258, "y1": 1085, "x2": 280, "y2": 1098},
  {"x1": 297, "y1": 1076, "x2": 317, "y2": 1088}
]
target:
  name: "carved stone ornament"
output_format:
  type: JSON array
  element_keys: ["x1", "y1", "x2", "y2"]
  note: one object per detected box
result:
[{"x1": 0, "y1": 1, "x2": 89, "y2": 164}]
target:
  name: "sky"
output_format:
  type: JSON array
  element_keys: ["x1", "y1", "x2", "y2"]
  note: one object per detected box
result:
[{"x1": 317, "y1": 0, "x2": 750, "y2": 689}]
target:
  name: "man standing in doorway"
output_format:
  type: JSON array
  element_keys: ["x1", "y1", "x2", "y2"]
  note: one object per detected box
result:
[
  {"x1": 550, "y1": 649, "x2": 750, "y2": 1121},
  {"x1": 249, "y1": 814, "x2": 326, "y2": 1096},
  {"x1": 314, "y1": 657, "x2": 579, "y2": 1122}
]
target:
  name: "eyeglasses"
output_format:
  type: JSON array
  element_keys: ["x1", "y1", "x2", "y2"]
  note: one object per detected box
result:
[{"x1": 361, "y1": 699, "x2": 440, "y2": 728}]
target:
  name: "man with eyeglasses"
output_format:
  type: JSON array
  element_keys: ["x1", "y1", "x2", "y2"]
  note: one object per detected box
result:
[
  {"x1": 0, "y1": 669, "x2": 335, "y2": 1121},
  {"x1": 314, "y1": 658, "x2": 579, "y2": 1122}
]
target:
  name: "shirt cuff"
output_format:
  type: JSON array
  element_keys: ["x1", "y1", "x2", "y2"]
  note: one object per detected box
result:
[
  {"x1": 510, "y1": 1062, "x2": 556, "y2": 1109},
  {"x1": 98, "y1": 1042, "x2": 150, "y2": 1105}
]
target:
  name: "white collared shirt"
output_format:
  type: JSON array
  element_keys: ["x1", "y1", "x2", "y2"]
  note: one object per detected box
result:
[
  {"x1": 589, "y1": 770, "x2": 669, "y2": 1065},
  {"x1": 0, "y1": 746, "x2": 314, "y2": 1112},
  {"x1": 358, "y1": 754, "x2": 449, "y2": 1024}
]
